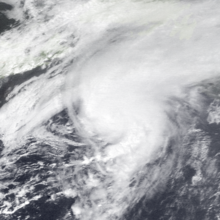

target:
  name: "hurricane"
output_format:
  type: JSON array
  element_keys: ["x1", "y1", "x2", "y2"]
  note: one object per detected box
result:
[{"x1": 1, "y1": 1, "x2": 220, "y2": 220}]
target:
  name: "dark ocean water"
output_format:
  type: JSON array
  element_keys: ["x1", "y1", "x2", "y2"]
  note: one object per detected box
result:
[{"x1": 0, "y1": 2, "x2": 17, "y2": 33}]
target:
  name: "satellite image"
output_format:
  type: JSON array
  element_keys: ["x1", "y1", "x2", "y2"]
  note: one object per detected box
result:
[{"x1": 0, "y1": 1, "x2": 220, "y2": 220}]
